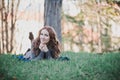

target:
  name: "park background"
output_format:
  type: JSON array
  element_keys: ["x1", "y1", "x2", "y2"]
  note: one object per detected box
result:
[{"x1": 0, "y1": 0, "x2": 120, "y2": 54}]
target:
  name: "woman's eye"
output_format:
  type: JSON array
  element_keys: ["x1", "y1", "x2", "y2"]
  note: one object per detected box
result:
[
  {"x1": 45, "y1": 34, "x2": 48, "y2": 37},
  {"x1": 40, "y1": 33, "x2": 43, "y2": 35}
]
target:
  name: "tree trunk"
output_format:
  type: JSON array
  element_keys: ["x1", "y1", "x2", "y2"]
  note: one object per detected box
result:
[
  {"x1": 5, "y1": 0, "x2": 9, "y2": 52},
  {"x1": 44, "y1": 0, "x2": 62, "y2": 42},
  {"x1": 1, "y1": 0, "x2": 5, "y2": 53},
  {"x1": 10, "y1": 0, "x2": 14, "y2": 52},
  {"x1": 0, "y1": 0, "x2": 20, "y2": 53},
  {"x1": 9, "y1": 0, "x2": 20, "y2": 53},
  {"x1": 91, "y1": 24, "x2": 94, "y2": 52},
  {"x1": 0, "y1": 0, "x2": 2, "y2": 53},
  {"x1": 97, "y1": 10, "x2": 102, "y2": 53}
]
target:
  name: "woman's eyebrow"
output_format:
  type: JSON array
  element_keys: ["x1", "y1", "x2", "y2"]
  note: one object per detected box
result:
[{"x1": 40, "y1": 33, "x2": 43, "y2": 34}]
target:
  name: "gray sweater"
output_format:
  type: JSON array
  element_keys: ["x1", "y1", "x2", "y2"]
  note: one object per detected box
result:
[{"x1": 23, "y1": 49, "x2": 53, "y2": 60}]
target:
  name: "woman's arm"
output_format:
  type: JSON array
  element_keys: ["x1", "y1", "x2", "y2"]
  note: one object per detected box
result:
[{"x1": 33, "y1": 50, "x2": 52, "y2": 60}]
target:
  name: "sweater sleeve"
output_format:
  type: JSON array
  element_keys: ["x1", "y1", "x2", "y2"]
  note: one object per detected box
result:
[{"x1": 33, "y1": 50, "x2": 53, "y2": 60}]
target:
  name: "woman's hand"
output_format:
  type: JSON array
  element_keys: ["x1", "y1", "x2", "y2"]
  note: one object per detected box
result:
[{"x1": 39, "y1": 43, "x2": 48, "y2": 52}]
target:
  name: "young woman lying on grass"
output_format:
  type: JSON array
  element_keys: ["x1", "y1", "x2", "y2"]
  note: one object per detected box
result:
[{"x1": 16, "y1": 26, "x2": 69, "y2": 61}]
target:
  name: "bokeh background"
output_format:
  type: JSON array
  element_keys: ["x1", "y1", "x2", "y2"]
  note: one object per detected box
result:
[{"x1": 0, "y1": 0, "x2": 120, "y2": 54}]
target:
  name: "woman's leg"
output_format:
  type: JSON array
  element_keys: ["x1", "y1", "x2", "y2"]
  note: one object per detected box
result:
[
  {"x1": 23, "y1": 41, "x2": 35, "y2": 60},
  {"x1": 24, "y1": 48, "x2": 31, "y2": 55}
]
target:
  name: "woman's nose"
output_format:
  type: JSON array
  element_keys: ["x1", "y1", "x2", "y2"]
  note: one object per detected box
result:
[{"x1": 41, "y1": 35, "x2": 45, "y2": 39}]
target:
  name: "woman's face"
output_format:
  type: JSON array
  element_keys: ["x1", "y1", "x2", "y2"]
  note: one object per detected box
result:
[{"x1": 40, "y1": 29, "x2": 50, "y2": 44}]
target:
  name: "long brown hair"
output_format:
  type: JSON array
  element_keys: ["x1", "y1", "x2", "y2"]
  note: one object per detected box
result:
[{"x1": 36, "y1": 26, "x2": 61, "y2": 58}]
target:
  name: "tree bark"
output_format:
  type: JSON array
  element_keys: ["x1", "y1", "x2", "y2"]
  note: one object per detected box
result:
[
  {"x1": 0, "y1": 0, "x2": 20, "y2": 53},
  {"x1": 0, "y1": 0, "x2": 2, "y2": 53},
  {"x1": 1, "y1": 0, "x2": 5, "y2": 53},
  {"x1": 9, "y1": 0, "x2": 20, "y2": 52},
  {"x1": 97, "y1": 10, "x2": 102, "y2": 53},
  {"x1": 5, "y1": 0, "x2": 9, "y2": 52},
  {"x1": 44, "y1": 0, "x2": 62, "y2": 42}
]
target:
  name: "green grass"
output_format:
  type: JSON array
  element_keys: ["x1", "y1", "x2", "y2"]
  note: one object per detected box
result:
[{"x1": 0, "y1": 51, "x2": 120, "y2": 80}]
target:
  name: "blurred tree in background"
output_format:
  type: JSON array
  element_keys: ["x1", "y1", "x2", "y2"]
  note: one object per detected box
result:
[
  {"x1": 62, "y1": 0, "x2": 120, "y2": 53},
  {"x1": 44, "y1": 0, "x2": 62, "y2": 42},
  {"x1": 0, "y1": 0, "x2": 20, "y2": 53}
]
